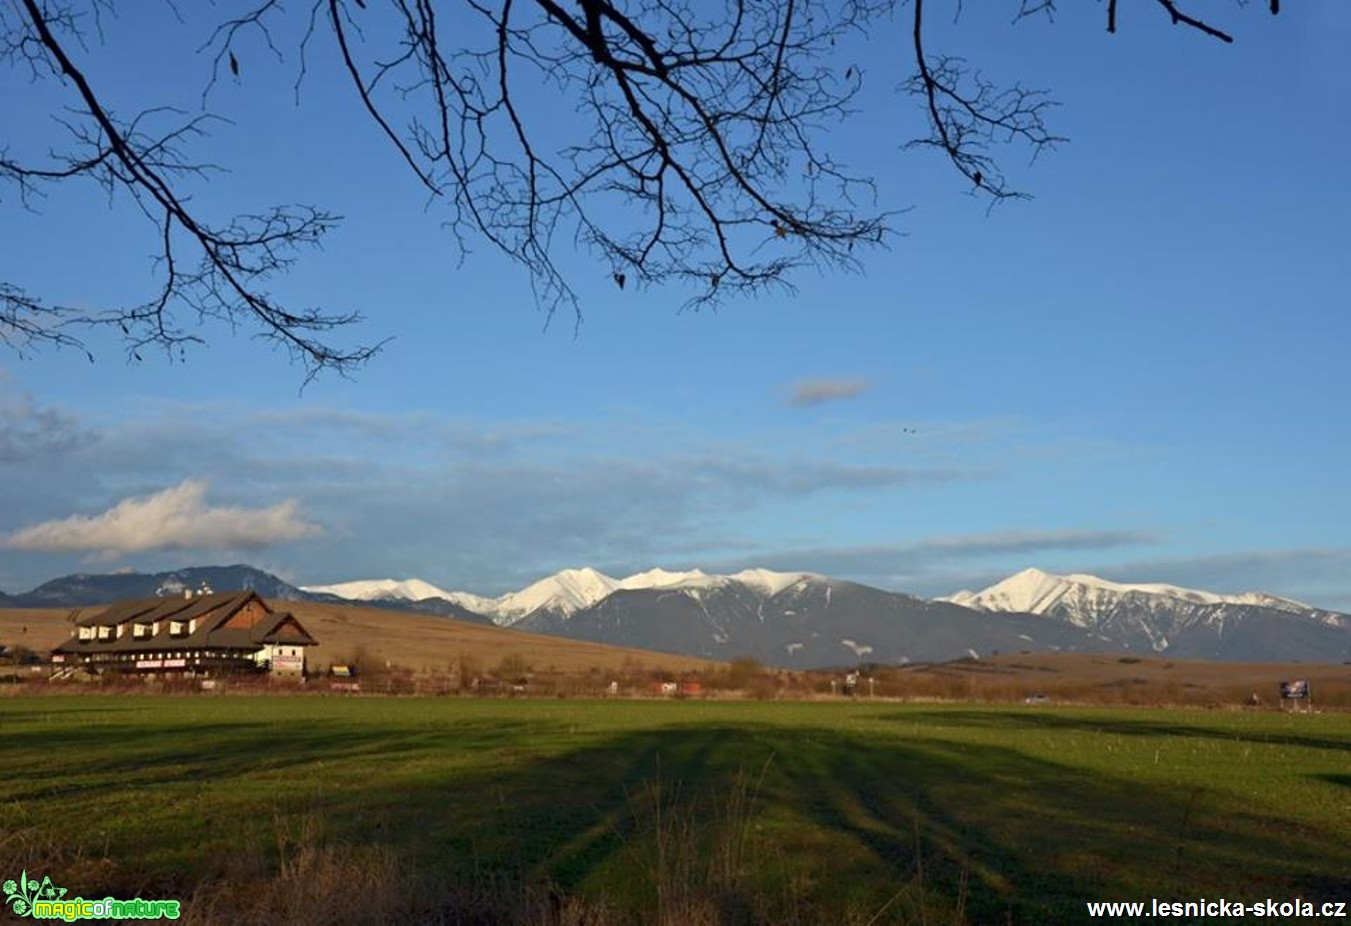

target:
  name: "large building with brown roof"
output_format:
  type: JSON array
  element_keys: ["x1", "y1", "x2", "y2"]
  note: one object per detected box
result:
[{"x1": 52, "y1": 590, "x2": 316, "y2": 677}]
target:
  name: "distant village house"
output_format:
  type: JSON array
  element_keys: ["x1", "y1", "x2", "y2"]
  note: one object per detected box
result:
[{"x1": 52, "y1": 589, "x2": 317, "y2": 678}]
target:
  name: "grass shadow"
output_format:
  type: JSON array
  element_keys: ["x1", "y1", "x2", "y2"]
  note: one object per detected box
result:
[
  {"x1": 4, "y1": 702, "x2": 1349, "y2": 924},
  {"x1": 897, "y1": 707, "x2": 1351, "y2": 753},
  {"x1": 305, "y1": 722, "x2": 1351, "y2": 923}
]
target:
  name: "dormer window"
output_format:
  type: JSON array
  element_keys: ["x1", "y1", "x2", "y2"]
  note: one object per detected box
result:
[
  {"x1": 97, "y1": 625, "x2": 113, "y2": 641},
  {"x1": 169, "y1": 621, "x2": 186, "y2": 637},
  {"x1": 78, "y1": 626, "x2": 94, "y2": 641},
  {"x1": 133, "y1": 623, "x2": 152, "y2": 639}
]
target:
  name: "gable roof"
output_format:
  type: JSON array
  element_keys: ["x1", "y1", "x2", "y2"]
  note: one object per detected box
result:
[
  {"x1": 54, "y1": 591, "x2": 316, "y2": 654},
  {"x1": 71, "y1": 591, "x2": 256, "y2": 628},
  {"x1": 252, "y1": 612, "x2": 318, "y2": 646}
]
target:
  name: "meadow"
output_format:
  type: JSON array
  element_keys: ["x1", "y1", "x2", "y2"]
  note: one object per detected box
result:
[{"x1": 1, "y1": 697, "x2": 1348, "y2": 924}]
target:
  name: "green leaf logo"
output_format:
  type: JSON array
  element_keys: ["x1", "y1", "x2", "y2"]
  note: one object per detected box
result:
[{"x1": 5, "y1": 869, "x2": 66, "y2": 918}]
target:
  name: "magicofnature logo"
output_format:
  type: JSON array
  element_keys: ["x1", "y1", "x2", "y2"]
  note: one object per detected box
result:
[
  {"x1": 3, "y1": 871, "x2": 65, "y2": 916},
  {"x1": 3, "y1": 871, "x2": 180, "y2": 921}
]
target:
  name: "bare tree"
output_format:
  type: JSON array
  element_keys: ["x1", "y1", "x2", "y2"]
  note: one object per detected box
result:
[{"x1": 1, "y1": 0, "x2": 1281, "y2": 376}]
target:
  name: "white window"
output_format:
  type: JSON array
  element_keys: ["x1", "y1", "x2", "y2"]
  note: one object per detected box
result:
[
  {"x1": 97, "y1": 626, "x2": 113, "y2": 640},
  {"x1": 78, "y1": 626, "x2": 94, "y2": 640},
  {"x1": 133, "y1": 623, "x2": 151, "y2": 639},
  {"x1": 169, "y1": 621, "x2": 185, "y2": 636}
]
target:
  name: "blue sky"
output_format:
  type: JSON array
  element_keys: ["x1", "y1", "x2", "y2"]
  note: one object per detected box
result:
[{"x1": 3, "y1": 2, "x2": 1348, "y2": 606}]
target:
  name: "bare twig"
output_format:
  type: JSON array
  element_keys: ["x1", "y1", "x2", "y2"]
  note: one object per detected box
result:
[
  {"x1": 3, "y1": 0, "x2": 380, "y2": 378},
  {"x1": 1, "y1": 0, "x2": 1283, "y2": 368}
]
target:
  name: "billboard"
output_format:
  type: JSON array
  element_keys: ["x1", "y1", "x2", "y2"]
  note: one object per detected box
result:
[
  {"x1": 1279, "y1": 680, "x2": 1310, "y2": 700},
  {"x1": 272, "y1": 653, "x2": 305, "y2": 673}
]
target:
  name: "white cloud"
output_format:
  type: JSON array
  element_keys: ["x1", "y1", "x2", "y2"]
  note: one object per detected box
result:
[
  {"x1": 788, "y1": 377, "x2": 872, "y2": 406},
  {"x1": 5, "y1": 479, "x2": 322, "y2": 556}
]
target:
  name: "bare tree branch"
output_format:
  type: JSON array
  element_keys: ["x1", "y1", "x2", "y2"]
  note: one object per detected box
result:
[
  {"x1": 903, "y1": 0, "x2": 1267, "y2": 202},
  {"x1": 907, "y1": 0, "x2": 1065, "y2": 203},
  {"x1": 1152, "y1": 0, "x2": 1234, "y2": 43},
  {"x1": 325, "y1": 0, "x2": 895, "y2": 316},
  {"x1": 0, "y1": 0, "x2": 1284, "y2": 372},
  {"x1": 0, "y1": 284, "x2": 92, "y2": 360},
  {"x1": 2, "y1": 0, "x2": 381, "y2": 377}
]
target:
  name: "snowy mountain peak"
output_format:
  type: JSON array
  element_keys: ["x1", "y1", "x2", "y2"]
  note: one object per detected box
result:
[
  {"x1": 619, "y1": 568, "x2": 720, "y2": 591},
  {"x1": 731, "y1": 568, "x2": 815, "y2": 596},
  {"x1": 304, "y1": 577, "x2": 456, "y2": 602},
  {"x1": 493, "y1": 567, "x2": 620, "y2": 620},
  {"x1": 553, "y1": 566, "x2": 616, "y2": 588},
  {"x1": 302, "y1": 577, "x2": 495, "y2": 613},
  {"x1": 944, "y1": 568, "x2": 1317, "y2": 618},
  {"x1": 943, "y1": 567, "x2": 1068, "y2": 614}
]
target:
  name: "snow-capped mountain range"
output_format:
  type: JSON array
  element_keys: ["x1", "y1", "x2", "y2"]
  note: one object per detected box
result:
[
  {"x1": 304, "y1": 567, "x2": 816, "y2": 625},
  {"x1": 945, "y1": 567, "x2": 1336, "y2": 623},
  {"x1": 299, "y1": 565, "x2": 1350, "y2": 666},
  {"x1": 944, "y1": 567, "x2": 1349, "y2": 657}
]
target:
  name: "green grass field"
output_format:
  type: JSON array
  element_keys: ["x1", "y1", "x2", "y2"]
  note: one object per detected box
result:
[{"x1": 2, "y1": 697, "x2": 1347, "y2": 924}]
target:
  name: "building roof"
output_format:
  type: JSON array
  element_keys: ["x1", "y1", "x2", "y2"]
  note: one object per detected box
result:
[
  {"x1": 252, "y1": 611, "x2": 317, "y2": 645},
  {"x1": 71, "y1": 591, "x2": 251, "y2": 627},
  {"x1": 54, "y1": 591, "x2": 316, "y2": 655}
]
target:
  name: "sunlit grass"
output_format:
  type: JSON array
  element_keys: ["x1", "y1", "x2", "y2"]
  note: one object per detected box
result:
[{"x1": 2, "y1": 698, "x2": 1347, "y2": 924}]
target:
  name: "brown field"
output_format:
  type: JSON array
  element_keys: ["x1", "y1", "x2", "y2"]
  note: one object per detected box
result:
[
  {"x1": 0, "y1": 600, "x2": 712, "y2": 676},
  {"x1": 283, "y1": 600, "x2": 715, "y2": 674},
  {"x1": 0, "y1": 608, "x2": 65, "y2": 651},
  {"x1": 885, "y1": 651, "x2": 1351, "y2": 707}
]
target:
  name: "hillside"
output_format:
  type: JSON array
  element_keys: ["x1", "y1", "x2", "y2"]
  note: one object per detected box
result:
[
  {"x1": 284, "y1": 600, "x2": 713, "y2": 673},
  {"x1": 0, "y1": 600, "x2": 714, "y2": 676}
]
